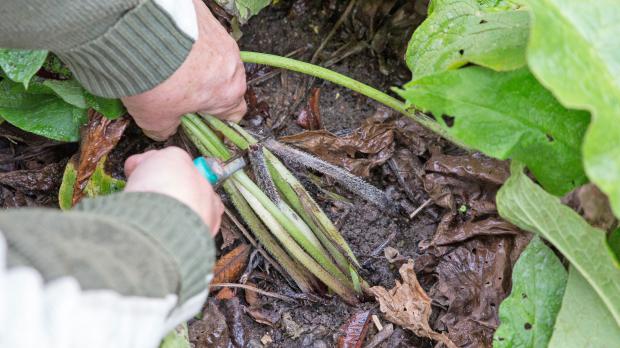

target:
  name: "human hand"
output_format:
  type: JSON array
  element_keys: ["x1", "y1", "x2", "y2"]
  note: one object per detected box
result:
[
  {"x1": 124, "y1": 147, "x2": 224, "y2": 235},
  {"x1": 121, "y1": 0, "x2": 247, "y2": 141}
]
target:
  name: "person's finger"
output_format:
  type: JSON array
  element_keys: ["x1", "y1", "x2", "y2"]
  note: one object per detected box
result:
[
  {"x1": 216, "y1": 99, "x2": 247, "y2": 122},
  {"x1": 124, "y1": 150, "x2": 157, "y2": 177}
]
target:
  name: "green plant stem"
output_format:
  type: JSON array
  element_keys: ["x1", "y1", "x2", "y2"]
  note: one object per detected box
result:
[{"x1": 239, "y1": 51, "x2": 452, "y2": 142}]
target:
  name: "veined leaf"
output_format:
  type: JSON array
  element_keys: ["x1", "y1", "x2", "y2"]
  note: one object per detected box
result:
[
  {"x1": 396, "y1": 66, "x2": 589, "y2": 195},
  {"x1": 497, "y1": 162, "x2": 620, "y2": 327},
  {"x1": 548, "y1": 268, "x2": 620, "y2": 348},
  {"x1": 493, "y1": 236, "x2": 567, "y2": 348},
  {"x1": 0, "y1": 49, "x2": 48, "y2": 88},
  {"x1": 407, "y1": 0, "x2": 529, "y2": 80},
  {"x1": 0, "y1": 79, "x2": 87, "y2": 142},
  {"x1": 523, "y1": 0, "x2": 620, "y2": 218},
  {"x1": 43, "y1": 79, "x2": 87, "y2": 109},
  {"x1": 44, "y1": 79, "x2": 125, "y2": 119}
]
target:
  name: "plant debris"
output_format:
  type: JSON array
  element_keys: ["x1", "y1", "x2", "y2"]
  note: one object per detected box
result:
[
  {"x1": 211, "y1": 243, "x2": 252, "y2": 286},
  {"x1": 296, "y1": 87, "x2": 322, "y2": 130},
  {"x1": 336, "y1": 309, "x2": 372, "y2": 348},
  {"x1": 71, "y1": 110, "x2": 128, "y2": 205},
  {"x1": 369, "y1": 260, "x2": 457, "y2": 348},
  {"x1": 280, "y1": 117, "x2": 395, "y2": 177}
]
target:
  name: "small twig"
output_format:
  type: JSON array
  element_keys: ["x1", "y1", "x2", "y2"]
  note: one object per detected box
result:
[
  {"x1": 209, "y1": 283, "x2": 297, "y2": 303},
  {"x1": 224, "y1": 208, "x2": 289, "y2": 280},
  {"x1": 362, "y1": 231, "x2": 397, "y2": 267},
  {"x1": 409, "y1": 198, "x2": 433, "y2": 219},
  {"x1": 310, "y1": 0, "x2": 358, "y2": 64}
]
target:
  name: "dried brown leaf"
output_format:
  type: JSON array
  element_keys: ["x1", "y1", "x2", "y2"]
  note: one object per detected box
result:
[
  {"x1": 211, "y1": 244, "x2": 251, "y2": 285},
  {"x1": 369, "y1": 260, "x2": 457, "y2": 348},
  {"x1": 246, "y1": 306, "x2": 281, "y2": 327},
  {"x1": 280, "y1": 117, "x2": 395, "y2": 177},
  {"x1": 296, "y1": 87, "x2": 322, "y2": 130},
  {"x1": 72, "y1": 110, "x2": 128, "y2": 205},
  {"x1": 215, "y1": 287, "x2": 235, "y2": 301},
  {"x1": 563, "y1": 183, "x2": 617, "y2": 231},
  {"x1": 244, "y1": 281, "x2": 260, "y2": 307},
  {"x1": 219, "y1": 217, "x2": 240, "y2": 250},
  {"x1": 337, "y1": 309, "x2": 372, "y2": 348}
]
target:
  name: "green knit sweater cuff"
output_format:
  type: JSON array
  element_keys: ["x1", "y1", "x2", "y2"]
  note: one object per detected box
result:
[
  {"x1": 75, "y1": 192, "x2": 215, "y2": 304},
  {"x1": 56, "y1": 0, "x2": 195, "y2": 98}
]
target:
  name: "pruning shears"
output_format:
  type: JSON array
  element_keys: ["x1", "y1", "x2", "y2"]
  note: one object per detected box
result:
[{"x1": 193, "y1": 156, "x2": 247, "y2": 186}]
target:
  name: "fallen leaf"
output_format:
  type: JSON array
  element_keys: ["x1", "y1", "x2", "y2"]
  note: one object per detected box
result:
[
  {"x1": 296, "y1": 88, "x2": 322, "y2": 130},
  {"x1": 189, "y1": 299, "x2": 231, "y2": 348},
  {"x1": 384, "y1": 246, "x2": 407, "y2": 264},
  {"x1": 369, "y1": 260, "x2": 457, "y2": 348},
  {"x1": 219, "y1": 217, "x2": 240, "y2": 250},
  {"x1": 244, "y1": 281, "x2": 260, "y2": 307},
  {"x1": 423, "y1": 152, "x2": 509, "y2": 213},
  {"x1": 430, "y1": 216, "x2": 520, "y2": 247},
  {"x1": 280, "y1": 117, "x2": 395, "y2": 177},
  {"x1": 246, "y1": 306, "x2": 281, "y2": 327},
  {"x1": 430, "y1": 236, "x2": 529, "y2": 348},
  {"x1": 211, "y1": 244, "x2": 251, "y2": 285},
  {"x1": 562, "y1": 183, "x2": 617, "y2": 232},
  {"x1": 337, "y1": 309, "x2": 372, "y2": 348},
  {"x1": 72, "y1": 110, "x2": 128, "y2": 205},
  {"x1": 215, "y1": 287, "x2": 235, "y2": 301},
  {"x1": 220, "y1": 297, "x2": 246, "y2": 347}
]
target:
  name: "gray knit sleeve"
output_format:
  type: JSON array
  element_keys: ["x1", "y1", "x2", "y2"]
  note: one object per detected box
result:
[{"x1": 0, "y1": 0, "x2": 199, "y2": 98}]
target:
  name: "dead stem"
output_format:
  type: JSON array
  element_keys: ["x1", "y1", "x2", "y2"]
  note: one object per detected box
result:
[{"x1": 209, "y1": 283, "x2": 297, "y2": 303}]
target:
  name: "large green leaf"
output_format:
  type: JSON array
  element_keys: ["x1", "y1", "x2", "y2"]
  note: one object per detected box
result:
[
  {"x1": 43, "y1": 79, "x2": 87, "y2": 109},
  {"x1": 407, "y1": 0, "x2": 529, "y2": 80},
  {"x1": 548, "y1": 268, "x2": 620, "y2": 348},
  {"x1": 0, "y1": 49, "x2": 48, "y2": 88},
  {"x1": 493, "y1": 236, "x2": 567, "y2": 348},
  {"x1": 497, "y1": 162, "x2": 620, "y2": 327},
  {"x1": 523, "y1": 0, "x2": 620, "y2": 218},
  {"x1": 396, "y1": 66, "x2": 589, "y2": 195},
  {"x1": 0, "y1": 79, "x2": 87, "y2": 142}
]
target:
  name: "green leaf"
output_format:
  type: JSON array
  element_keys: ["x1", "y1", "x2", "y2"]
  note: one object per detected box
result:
[
  {"x1": 160, "y1": 324, "x2": 190, "y2": 348},
  {"x1": 523, "y1": 0, "x2": 620, "y2": 218},
  {"x1": 396, "y1": 66, "x2": 589, "y2": 195},
  {"x1": 43, "y1": 79, "x2": 87, "y2": 109},
  {"x1": 497, "y1": 162, "x2": 620, "y2": 328},
  {"x1": 548, "y1": 268, "x2": 620, "y2": 348},
  {"x1": 214, "y1": 0, "x2": 270, "y2": 23},
  {"x1": 406, "y1": 0, "x2": 529, "y2": 80},
  {"x1": 0, "y1": 79, "x2": 87, "y2": 142},
  {"x1": 609, "y1": 228, "x2": 620, "y2": 267},
  {"x1": 0, "y1": 49, "x2": 48, "y2": 88},
  {"x1": 85, "y1": 93, "x2": 125, "y2": 120},
  {"x1": 58, "y1": 157, "x2": 125, "y2": 210},
  {"x1": 493, "y1": 236, "x2": 567, "y2": 348}
]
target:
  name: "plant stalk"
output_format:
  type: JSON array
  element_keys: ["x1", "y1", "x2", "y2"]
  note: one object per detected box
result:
[{"x1": 240, "y1": 51, "x2": 453, "y2": 142}]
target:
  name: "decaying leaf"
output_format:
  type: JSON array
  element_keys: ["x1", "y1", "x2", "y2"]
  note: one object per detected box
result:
[
  {"x1": 0, "y1": 161, "x2": 64, "y2": 194},
  {"x1": 245, "y1": 306, "x2": 281, "y2": 327},
  {"x1": 369, "y1": 260, "x2": 457, "y2": 348},
  {"x1": 219, "y1": 217, "x2": 240, "y2": 250},
  {"x1": 430, "y1": 235, "x2": 530, "y2": 348},
  {"x1": 215, "y1": 287, "x2": 235, "y2": 301},
  {"x1": 384, "y1": 246, "x2": 407, "y2": 264},
  {"x1": 337, "y1": 309, "x2": 372, "y2": 348},
  {"x1": 562, "y1": 183, "x2": 617, "y2": 232},
  {"x1": 211, "y1": 244, "x2": 251, "y2": 286},
  {"x1": 280, "y1": 117, "x2": 395, "y2": 177},
  {"x1": 296, "y1": 88, "x2": 322, "y2": 131},
  {"x1": 72, "y1": 110, "x2": 128, "y2": 205}
]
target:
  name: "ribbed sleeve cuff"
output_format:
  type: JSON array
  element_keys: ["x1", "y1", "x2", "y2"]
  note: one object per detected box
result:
[
  {"x1": 75, "y1": 192, "x2": 215, "y2": 304},
  {"x1": 56, "y1": 0, "x2": 196, "y2": 98}
]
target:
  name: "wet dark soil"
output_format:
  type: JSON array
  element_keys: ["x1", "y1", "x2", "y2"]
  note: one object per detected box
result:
[{"x1": 198, "y1": 1, "x2": 442, "y2": 347}]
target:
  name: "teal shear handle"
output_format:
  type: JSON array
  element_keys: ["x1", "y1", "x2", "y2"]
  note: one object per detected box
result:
[
  {"x1": 193, "y1": 157, "x2": 220, "y2": 185},
  {"x1": 193, "y1": 156, "x2": 246, "y2": 185}
]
